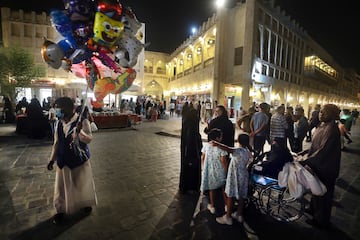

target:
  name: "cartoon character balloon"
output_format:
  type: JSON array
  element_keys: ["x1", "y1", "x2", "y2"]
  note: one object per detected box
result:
[
  {"x1": 41, "y1": 0, "x2": 147, "y2": 109},
  {"x1": 41, "y1": 38, "x2": 65, "y2": 69},
  {"x1": 113, "y1": 6, "x2": 145, "y2": 68},
  {"x1": 91, "y1": 68, "x2": 136, "y2": 108}
]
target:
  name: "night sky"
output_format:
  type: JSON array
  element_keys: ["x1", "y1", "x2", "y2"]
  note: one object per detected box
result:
[{"x1": 1, "y1": 0, "x2": 359, "y2": 73}]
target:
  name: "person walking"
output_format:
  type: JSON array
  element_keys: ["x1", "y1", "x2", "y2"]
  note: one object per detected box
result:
[
  {"x1": 338, "y1": 118, "x2": 353, "y2": 150},
  {"x1": 306, "y1": 104, "x2": 321, "y2": 142},
  {"x1": 293, "y1": 107, "x2": 308, "y2": 153},
  {"x1": 200, "y1": 101, "x2": 206, "y2": 124},
  {"x1": 237, "y1": 106, "x2": 255, "y2": 134},
  {"x1": 200, "y1": 129, "x2": 228, "y2": 215},
  {"x1": 47, "y1": 97, "x2": 97, "y2": 224},
  {"x1": 269, "y1": 105, "x2": 288, "y2": 148},
  {"x1": 351, "y1": 109, "x2": 359, "y2": 125},
  {"x1": 3, "y1": 96, "x2": 15, "y2": 123},
  {"x1": 341, "y1": 109, "x2": 353, "y2": 132},
  {"x1": 169, "y1": 101, "x2": 175, "y2": 117},
  {"x1": 299, "y1": 104, "x2": 341, "y2": 229},
  {"x1": 250, "y1": 102, "x2": 269, "y2": 156},
  {"x1": 48, "y1": 101, "x2": 57, "y2": 140},
  {"x1": 211, "y1": 134, "x2": 253, "y2": 225}
]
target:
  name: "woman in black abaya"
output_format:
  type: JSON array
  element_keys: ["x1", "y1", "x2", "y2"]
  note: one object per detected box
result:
[{"x1": 179, "y1": 104, "x2": 203, "y2": 194}]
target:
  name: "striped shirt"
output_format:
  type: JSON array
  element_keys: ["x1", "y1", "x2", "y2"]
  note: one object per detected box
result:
[{"x1": 270, "y1": 112, "x2": 288, "y2": 140}]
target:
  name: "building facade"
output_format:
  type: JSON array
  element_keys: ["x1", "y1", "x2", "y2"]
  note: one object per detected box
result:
[
  {"x1": 144, "y1": 0, "x2": 360, "y2": 117},
  {"x1": 1, "y1": 0, "x2": 360, "y2": 117}
]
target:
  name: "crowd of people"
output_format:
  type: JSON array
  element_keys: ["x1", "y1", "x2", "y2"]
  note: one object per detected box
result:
[
  {"x1": 236, "y1": 103, "x2": 356, "y2": 154},
  {"x1": 0, "y1": 94, "x2": 358, "y2": 229},
  {"x1": 180, "y1": 100, "x2": 353, "y2": 230},
  {"x1": 0, "y1": 95, "x2": 97, "y2": 140}
]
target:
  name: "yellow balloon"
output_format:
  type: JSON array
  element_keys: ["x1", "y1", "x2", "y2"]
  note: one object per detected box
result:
[{"x1": 92, "y1": 12, "x2": 124, "y2": 48}]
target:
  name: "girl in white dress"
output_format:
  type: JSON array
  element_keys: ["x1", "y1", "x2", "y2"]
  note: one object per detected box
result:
[
  {"x1": 211, "y1": 134, "x2": 253, "y2": 225},
  {"x1": 200, "y1": 129, "x2": 228, "y2": 214}
]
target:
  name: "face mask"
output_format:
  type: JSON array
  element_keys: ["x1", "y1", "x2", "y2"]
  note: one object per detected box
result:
[{"x1": 55, "y1": 108, "x2": 64, "y2": 119}]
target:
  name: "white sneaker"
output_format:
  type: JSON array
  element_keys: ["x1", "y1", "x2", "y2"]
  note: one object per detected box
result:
[
  {"x1": 207, "y1": 204, "x2": 215, "y2": 214},
  {"x1": 231, "y1": 211, "x2": 244, "y2": 223},
  {"x1": 216, "y1": 214, "x2": 233, "y2": 225}
]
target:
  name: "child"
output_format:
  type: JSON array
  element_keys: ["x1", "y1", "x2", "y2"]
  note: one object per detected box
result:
[
  {"x1": 211, "y1": 134, "x2": 253, "y2": 225},
  {"x1": 200, "y1": 128, "x2": 228, "y2": 215}
]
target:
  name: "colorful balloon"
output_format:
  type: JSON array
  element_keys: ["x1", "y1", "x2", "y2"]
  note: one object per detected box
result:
[
  {"x1": 121, "y1": 6, "x2": 141, "y2": 35},
  {"x1": 50, "y1": 10, "x2": 77, "y2": 48},
  {"x1": 42, "y1": 0, "x2": 145, "y2": 108},
  {"x1": 63, "y1": 0, "x2": 97, "y2": 22},
  {"x1": 91, "y1": 68, "x2": 136, "y2": 108},
  {"x1": 115, "y1": 35, "x2": 144, "y2": 68},
  {"x1": 97, "y1": 0, "x2": 122, "y2": 20},
  {"x1": 92, "y1": 11, "x2": 124, "y2": 48},
  {"x1": 41, "y1": 38, "x2": 65, "y2": 69}
]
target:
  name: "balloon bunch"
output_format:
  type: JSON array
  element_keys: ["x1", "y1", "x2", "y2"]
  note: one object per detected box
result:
[{"x1": 41, "y1": 0, "x2": 146, "y2": 108}]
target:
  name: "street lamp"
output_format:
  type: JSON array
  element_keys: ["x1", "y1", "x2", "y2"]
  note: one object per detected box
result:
[
  {"x1": 191, "y1": 27, "x2": 197, "y2": 35},
  {"x1": 215, "y1": 0, "x2": 225, "y2": 9}
]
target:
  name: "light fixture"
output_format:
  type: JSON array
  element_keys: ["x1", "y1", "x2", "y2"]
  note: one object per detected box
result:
[
  {"x1": 191, "y1": 27, "x2": 197, "y2": 35},
  {"x1": 215, "y1": 0, "x2": 225, "y2": 8}
]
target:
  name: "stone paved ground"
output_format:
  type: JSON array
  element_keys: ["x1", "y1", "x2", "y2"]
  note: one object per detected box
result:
[{"x1": 0, "y1": 116, "x2": 359, "y2": 240}]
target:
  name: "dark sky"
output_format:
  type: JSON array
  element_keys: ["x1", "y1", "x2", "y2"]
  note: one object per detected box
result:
[{"x1": 1, "y1": 0, "x2": 359, "y2": 73}]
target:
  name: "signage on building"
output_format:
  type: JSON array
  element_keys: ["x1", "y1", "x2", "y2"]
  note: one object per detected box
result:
[{"x1": 31, "y1": 80, "x2": 56, "y2": 88}]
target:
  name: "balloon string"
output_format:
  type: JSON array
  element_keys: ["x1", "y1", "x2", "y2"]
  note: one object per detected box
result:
[{"x1": 78, "y1": 85, "x2": 89, "y2": 124}]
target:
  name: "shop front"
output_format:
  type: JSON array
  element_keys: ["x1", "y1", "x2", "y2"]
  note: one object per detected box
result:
[{"x1": 224, "y1": 84, "x2": 243, "y2": 118}]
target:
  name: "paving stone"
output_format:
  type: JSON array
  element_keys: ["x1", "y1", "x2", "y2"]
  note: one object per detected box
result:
[{"x1": 0, "y1": 118, "x2": 359, "y2": 239}]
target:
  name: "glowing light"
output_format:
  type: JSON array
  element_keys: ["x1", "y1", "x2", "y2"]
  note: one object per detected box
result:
[
  {"x1": 215, "y1": 0, "x2": 225, "y2": 8},
  {"x1": 191, "y1": 27, "x2": 197, "y2": 35}
]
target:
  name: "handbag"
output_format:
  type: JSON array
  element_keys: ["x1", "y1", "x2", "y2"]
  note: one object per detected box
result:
[{"x1": 70, "y1": 135, "x2": 89, "y2": 163}]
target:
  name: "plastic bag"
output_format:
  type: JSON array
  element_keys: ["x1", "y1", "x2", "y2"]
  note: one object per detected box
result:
[
  {"x1": 90, "y1": 121, "x2": 98, "y2": 132},
  {"x1": 295, "y1": 162, "x2": 327, "y2": 196}
]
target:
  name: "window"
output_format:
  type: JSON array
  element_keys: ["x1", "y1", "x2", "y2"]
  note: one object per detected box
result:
[
  {"x1": 264, "y1": 13, "x2": 271, "y2": 27},
  {"x1": 269, "y1": 67, "x2": 274, "y2": 77},
  {"x1": 36, "y1": 26, "x2": 44, "y2": 38},
  {"x1": 272, "y1": 19, "x2": 278, "y2": 31},
  {"x1": 262, "y1": 64, "x2": 268, "y2": 75},
  {"x1": 234, "y1": 47, "x2": 243, "y2": 66},
  {"x1": 270, "y1": 33, "x2": 276, "y2": 64},
  {"x1": 11, "y1": 23, "x2": 20, "y2": 36},
  {"x1": 24, "y1": 25, "x2": 33, "y2": 37},
  {"x1": 263, "y1": 29, "x2": 269, "y2": 61}
]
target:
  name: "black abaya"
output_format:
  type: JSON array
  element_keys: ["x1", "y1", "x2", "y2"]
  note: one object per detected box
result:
[{"x1": 179, "y1": 107, "x2": 202, "y2": 193}]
